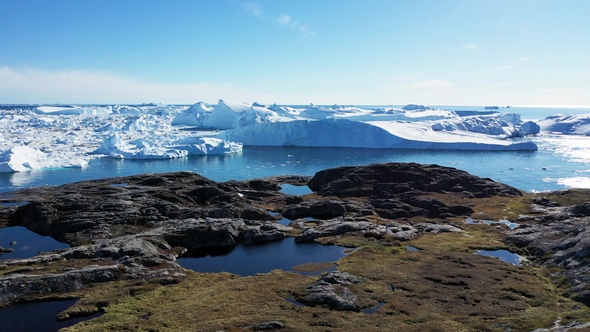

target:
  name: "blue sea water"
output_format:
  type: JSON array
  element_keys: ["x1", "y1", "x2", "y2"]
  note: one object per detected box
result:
[{"x1": 0, "y1": 106, "x2": 589, "y2": 194}]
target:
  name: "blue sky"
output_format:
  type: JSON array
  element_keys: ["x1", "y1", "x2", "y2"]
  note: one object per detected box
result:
[{"x1": 1, "y1": 0, "x2": 589, "y2": 105}]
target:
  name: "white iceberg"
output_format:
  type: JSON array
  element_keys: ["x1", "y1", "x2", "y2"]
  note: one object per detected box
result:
[
  {"x1": 0, "y1": 101, "x2": 540, "y2": 172},
  {"x1": 537, "y1": 114, "x2": 590, "y2": 135},
  {"x1": 171, "y1": 100, "x2": 296, "y2": 129},
  {"x1": 34, "y1": 105, "x2": 113, "y2": 115},
  {"x1": 219, "y1": 118, "x2": 537, "y2": 151},
  {"x1": 92, "y1": 133, "x2": 241, "y2": 159},
  {"x1": 429, "y1": 113, "x2": 540, "y2": 137},
  {"x1": 0, "y1": 146, "x2": 46, "y2": 172},
  {"x1": 171, "y1": 102, "x2": 213, "y2": 127}
]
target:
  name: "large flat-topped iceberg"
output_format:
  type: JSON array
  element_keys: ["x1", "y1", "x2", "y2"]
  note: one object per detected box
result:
[{"x1": 219, "y1": 119, "x2": 537, "y2": 151}]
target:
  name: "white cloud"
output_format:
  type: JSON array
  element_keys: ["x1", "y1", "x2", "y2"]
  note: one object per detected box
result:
[
  {"x1": 0, "y1": 66, "x2": 263, "y2": 104},
  {"x1": 463, "y1": 43, "x2": 477, "y2": 49}
]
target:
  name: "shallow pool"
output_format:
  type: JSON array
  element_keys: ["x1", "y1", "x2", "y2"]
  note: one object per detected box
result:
[
  {"x1": 0, "y1": 226, "x2": 69, "y2": 260},
  {"x1": 177, "y1": 237, "x2": 348, "y2": 276}
]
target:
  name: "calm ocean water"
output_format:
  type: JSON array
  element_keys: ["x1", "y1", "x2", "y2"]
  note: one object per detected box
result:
[{"x1": 0, "y1": 106, "x2": 589, "y2": 194}]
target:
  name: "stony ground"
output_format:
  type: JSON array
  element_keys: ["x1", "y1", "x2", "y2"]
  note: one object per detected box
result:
[{"x1": 1, "y1": 162, "x2": 590, "y2": 331}]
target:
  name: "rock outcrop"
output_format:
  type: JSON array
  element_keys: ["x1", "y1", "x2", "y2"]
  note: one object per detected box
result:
[
  {"x1": 507, "y1": 199, "x2": 590, "y2": 306},
  {"x1": 1, "y1": 162, "x2": 587, "y2": 320},
  {"x1": 298, "y1": 271, "x2": 363, "y2": 311},
  {"x1": 307, "y1": 162, "x2": 522, "y2": 198}
]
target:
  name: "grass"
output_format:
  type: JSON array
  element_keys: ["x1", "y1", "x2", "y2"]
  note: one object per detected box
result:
[{"x1": 59, "y1": 226, "x2": 590, "y2": 331}]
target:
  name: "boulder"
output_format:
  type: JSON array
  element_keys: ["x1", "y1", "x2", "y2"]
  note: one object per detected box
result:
[{"x1": 299, "y1": 271, "x2": 362, "y2": 311}]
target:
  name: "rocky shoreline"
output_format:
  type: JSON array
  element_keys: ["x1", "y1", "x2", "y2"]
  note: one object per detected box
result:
[{"x1": 1, "y1": 162, "x2": 590, "y2": 331}]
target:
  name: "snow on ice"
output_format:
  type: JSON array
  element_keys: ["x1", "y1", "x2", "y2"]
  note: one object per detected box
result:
[{"x1": 537, "y1": 114, "x2": 590, "y2": 136}]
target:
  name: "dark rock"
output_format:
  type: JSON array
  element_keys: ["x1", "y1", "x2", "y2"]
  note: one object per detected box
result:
[
  {"x1": 532, "y1": 197, "x2": 560, "y2": 207},
  {"x1": 448, "y1": 205, "x2": 474, "y2": 216},
  {"x1": 308, "y1": 163, "x2": 521, "y2": 198},
  {"x1": 283, "y1": 201, "x2": 346, "y2": 220},
  {"x1": 284, "y1": 196, "x2": 304, "y2": 205},
  {"x1": 239, "y1": 223, "x2": 288, "y2": 244},
  {"x1": 0, "y1": 246, "x2": 14, "y2": 253},
  {"x1": 572, "y1": 203, "x2": 590, "y2": 216},
  {"x1": 0, "y1": 265, "x2": 123, "y2": 304},
  {"x1": 157, "y1": 218, "x2": 245, "y2": 254}
]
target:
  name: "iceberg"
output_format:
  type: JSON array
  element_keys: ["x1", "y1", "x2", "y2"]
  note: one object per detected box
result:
[
  {"x1": 0, "y1": 146, "x2": 45, "y2": 172},
  {"x1": 34, "y1": 105, "x2": 113, "y2": 115},
  {"x1": 219, "y1": 118, "x2": 537, "y2": 151},
  {"x1": 537, "y1": 114, "x2": 590, "y2": 135},
  {"x1": 0, "y1": 145, "x2": 88, "y2": 172},
  {"x1": 171, "y1": 102, "x2": 213, "y2": 127},
  {"x1": 92, "y1": 134, "x2": 241, "y2": 159},
  {"x1": 171, "y1": 100, "x2": 296, "y2": 129},
  {"x1": 0, "y1": 101, "x2": 540, "y2": 172},
  {"x1": 429, "y1": 113, "x2": 540, "y2": 138}
]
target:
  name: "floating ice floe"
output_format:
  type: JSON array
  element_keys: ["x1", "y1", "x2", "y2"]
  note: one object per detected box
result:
[
  {"x1": 92, "y1": 134, "x2": 241, "y2": 159},
  {"x1": 0, "y1": 145, "x2": 89, "y2": 172}
]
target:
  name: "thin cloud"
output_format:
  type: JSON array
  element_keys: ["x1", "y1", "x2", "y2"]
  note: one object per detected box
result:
[
  {"x1": 494, "y1": 64, "x2": 513, "y2": 71},
  {"x1": 244, "y1": 3, "x2": 263, "y2": 18},
  {"x1": 463, "y1": 43, "x2": 477, "y2": 49},
  {"x1": 494, "y1": 57, "x2": 528, "y2": 71},
  {"x1": 244, "y1": 3, "x2": 316, "y2": 36},
  {"x1": 487, "y1": 82, "x2": 515, "y2": 88},
  {"x1": 276, "y1": 13, "x2": 291, "y2": 26},
  {"x1": 410, "y1": 79, "x2": 454, "y2": 89},
  {"x1": 0, "y1": 66, "x2": 261, "y2": 104}
]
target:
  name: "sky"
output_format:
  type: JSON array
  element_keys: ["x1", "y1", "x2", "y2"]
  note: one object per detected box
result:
[{"x1": 1, "y1": 0, "x2": 589, "y2": 106}]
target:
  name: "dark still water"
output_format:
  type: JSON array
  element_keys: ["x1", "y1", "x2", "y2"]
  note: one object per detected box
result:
[
  {"x1": 0, "y1": 226, "x2": 69, "y2": 260},
  {"x1": 0, "y1": 299, "x2": 100, "y2": 332},
  {"x1": 177, "y1": 238, "x2": 348, "y2": 276}
]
